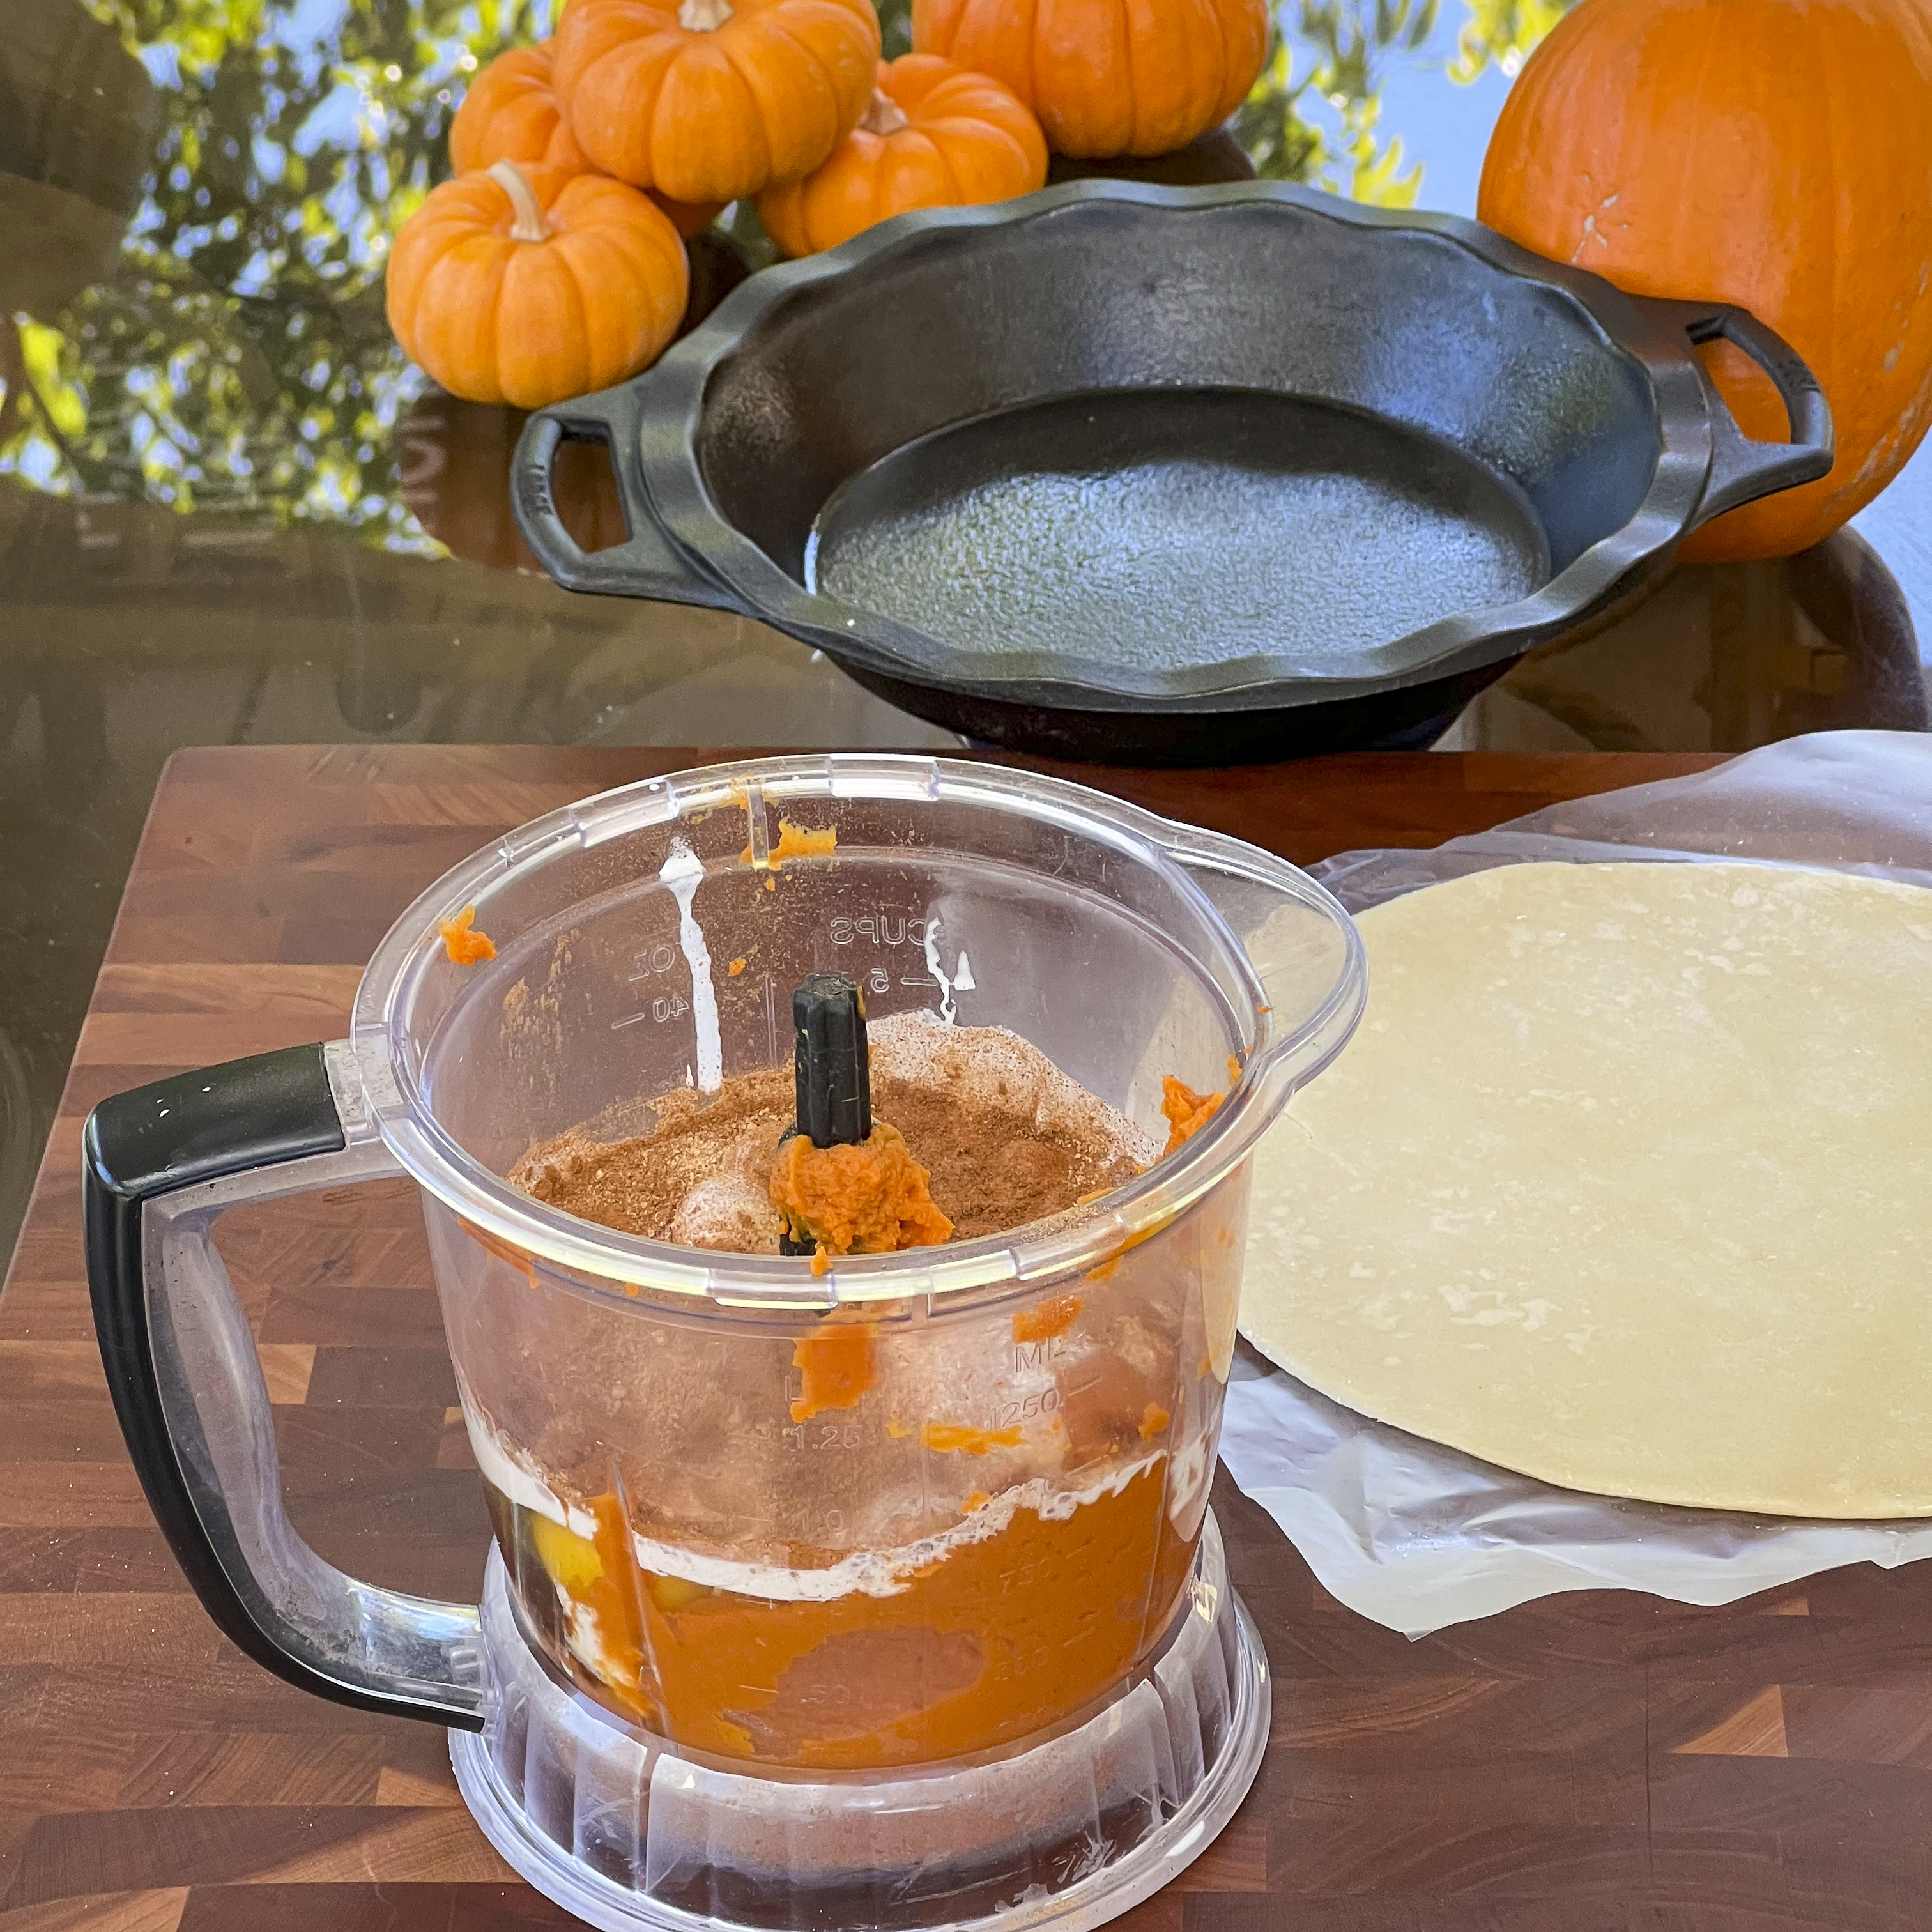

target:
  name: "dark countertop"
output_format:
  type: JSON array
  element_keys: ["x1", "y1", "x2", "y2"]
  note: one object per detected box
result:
[
  {"x1": 32, "y1": 743, "x2": 1932, "y2": 1932},
  {"x1": 0, "y1": 0, "x2": 1926, "y2": 1273}
]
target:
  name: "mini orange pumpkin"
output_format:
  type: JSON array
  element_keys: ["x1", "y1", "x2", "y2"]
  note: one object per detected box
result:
[
  {"x1": 448, "y1": 40, "x2": 723, "y2": 238},
  {"x1": 387, "y1": 160, "x2": 689, "y2": 408},
  {"x1": 1479, "y1": 0, "x2": 1932, "y2": 563},
  {"x1": 912, "y1": 0, "x2": 1268, "y2": 160},
  {"x1": 449, "y1": 42, "x2": 589, "y2": 172},
  {"x1": 756, "y1": 55, "x2": 1046, "y2": 257},
  {"x1": 554, "y1": 0, "x2": 882, "y2": 206}
]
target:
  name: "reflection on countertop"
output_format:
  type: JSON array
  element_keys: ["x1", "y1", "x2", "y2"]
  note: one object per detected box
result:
[{"x1": 0, "y1": 0, "x2": 1926, "y2": 1264}]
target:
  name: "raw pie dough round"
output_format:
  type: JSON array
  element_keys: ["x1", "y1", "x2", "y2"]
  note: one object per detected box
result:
[{"x1": 1242, "y1": 860, "x2": 1932, "y2": 1519}]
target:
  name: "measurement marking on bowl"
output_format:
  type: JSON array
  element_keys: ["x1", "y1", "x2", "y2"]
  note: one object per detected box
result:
[
  {"x1": 627, "y1": 941, "x2": 680, "y2": 984},
  {"x1": 611, "y1": 995, "x2": 689, "y2": 1031}
]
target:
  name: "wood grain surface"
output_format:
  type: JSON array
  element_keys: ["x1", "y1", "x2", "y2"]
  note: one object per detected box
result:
[{"x1": 12, "y1": 744, "x2": 1930, "y2": 1932}]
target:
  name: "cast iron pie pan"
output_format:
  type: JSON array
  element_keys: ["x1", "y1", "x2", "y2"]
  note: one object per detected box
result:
[{"x1": 511, "y1": 180, "x2": 1831, "y2": 765}]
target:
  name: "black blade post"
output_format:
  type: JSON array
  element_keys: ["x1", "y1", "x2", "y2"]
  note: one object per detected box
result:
[{"x1": 779, "y1": 973, "x2": 871, "y2": 1256}]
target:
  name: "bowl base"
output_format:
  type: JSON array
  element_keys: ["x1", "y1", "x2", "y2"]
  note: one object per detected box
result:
[{"x1": 452, "y1": 1510, "x2": 1269, "y2": 1932}]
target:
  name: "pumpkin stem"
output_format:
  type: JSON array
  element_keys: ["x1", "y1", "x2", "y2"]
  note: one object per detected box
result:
[
  {"x1": 677, "y1": 0, "x2": 733, "y2": 28},
  {"x1": 488, "y1": 158, "x2": 553, "y2": 243},
  {"x1": 859, "y1": 88, "x2": 910, "y2": 136}
]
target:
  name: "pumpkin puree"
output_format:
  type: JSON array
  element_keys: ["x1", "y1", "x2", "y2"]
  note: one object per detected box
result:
[
  {"x1": 521, "y1": 1457, "x2": 1193, "y2": 1769},
  {"x1": 1159, "y1": 1075, "x2": 1223, "y2": 1154},
  {"x1": 1013, "y1": 1291, "x2": 1082, "y2": 1344},
  {"x1": 438, "y1": 905, "x2": 496, "y2": 965},
  {"x1": 1157, "y1": 1059, "x2": 1243, "y2": 1157},
  {"x1": 770, "y1": 1120, "x2": 953, "y2": 1257}
]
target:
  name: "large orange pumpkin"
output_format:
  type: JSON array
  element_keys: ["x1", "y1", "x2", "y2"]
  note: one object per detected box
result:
[
  {"x1": 448, "y1": 40, "x2": 723, "y2": 238},
  {"x1": 757, "y1": 55, "x2": 1047, "y2": 257},
  {"x1": 553, "y1": 0, "x2": 882, "y2": 206},
  {"x1": 387, "y1": 160, "x2": 689, "y2": 408},
  {"x1": 1478, "y1": 0, "x2": 1932, "y2": 564},
  {"x1": 911, "y1": 0, "x2": 1268, "y2": 160}
]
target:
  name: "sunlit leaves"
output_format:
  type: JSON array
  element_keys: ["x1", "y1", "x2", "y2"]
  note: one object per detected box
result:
[
  {"x1": 79, "y1": 0, "x2": 550, "y2": 301},
  {"x1": 1, "y1": 0, "x2": 560, "y2": 540},
  {"x1": 1448, "y1": 0, "x2": 1573, "y2": 82},
  {"x1": 1236, "y1": 0, "x2": 1433, "y2": 206},
  {"x1": 17, "y1": 321, "x2": 89, "y2": 440}
]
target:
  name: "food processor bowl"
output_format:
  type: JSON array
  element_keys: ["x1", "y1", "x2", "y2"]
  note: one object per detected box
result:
[{"x1": 82, "y1": 755, "x2": 1367, "y2": 1931}]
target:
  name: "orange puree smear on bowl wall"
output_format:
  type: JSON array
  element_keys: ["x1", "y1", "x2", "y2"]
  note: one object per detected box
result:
[
  {"x1": 919, "y1": 1422, "x2": 1025, "y2": 1455},
  {"x1": 741, "y1": 817, "x2": 838, "y2": 868},
  {"x1": 438, "y1": 905, "x2": 496, "y2": 965},
  {"x1": 1159, "y1": 1075, "x2": 1223, "y2": 1155},
  {"x1": 790, "y1": 1317, "x2": 878, "y2": 1423},
  {"x1": 1013, "y1": 1292, "x2": 1083, "y2": 1344}
]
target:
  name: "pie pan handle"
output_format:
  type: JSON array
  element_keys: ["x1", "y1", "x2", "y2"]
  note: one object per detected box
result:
[
  {"x1": 512, "y1": 383, "x2": 739, "y2": 608},
  {"x1": 1641, "y1": 296, "x2": 1836, "y2": 528},
  {"x1": 84, "y1": 1043, "x2": 487, "y2": 1731}
]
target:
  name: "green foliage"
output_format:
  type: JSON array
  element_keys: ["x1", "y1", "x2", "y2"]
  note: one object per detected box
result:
[
  {"x1": 1237, "y1": 0, "x2": 1438, "y2": 207},
  {"x1": 1448, "y1": 0, "x2": 1574, "y2": 82},
  {"x1": 2, "y1": 0, "x2": 556, "y2": 537},
  {"x1": 873, "y1": 0, "x2": 911, "y2": 57}
]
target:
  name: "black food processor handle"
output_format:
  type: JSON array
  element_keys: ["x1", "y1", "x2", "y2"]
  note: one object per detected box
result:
[
  {"x1": 1640, "y1": 297, "x2": 1835, "y2": 528},
  {"x1": 511, "y1": 384, "x2": 740, "y2": 607},
  {"x1": 84, "y1": 1042, "x2": 486, "y2": 1731}
]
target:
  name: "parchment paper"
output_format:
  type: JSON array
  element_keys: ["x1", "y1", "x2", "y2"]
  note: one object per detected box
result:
[{"x1": 1218, "y1": 730, "x2": 1932, "y2": 1637}]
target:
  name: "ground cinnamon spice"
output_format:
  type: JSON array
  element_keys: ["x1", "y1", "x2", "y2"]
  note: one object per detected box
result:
[
  {"x1": 510, "y1": 1018, "x2": 1148, "y2": 1254},
  {"x1": 512, "y1": 1064, "x2": 794, "y2": 1249}
]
